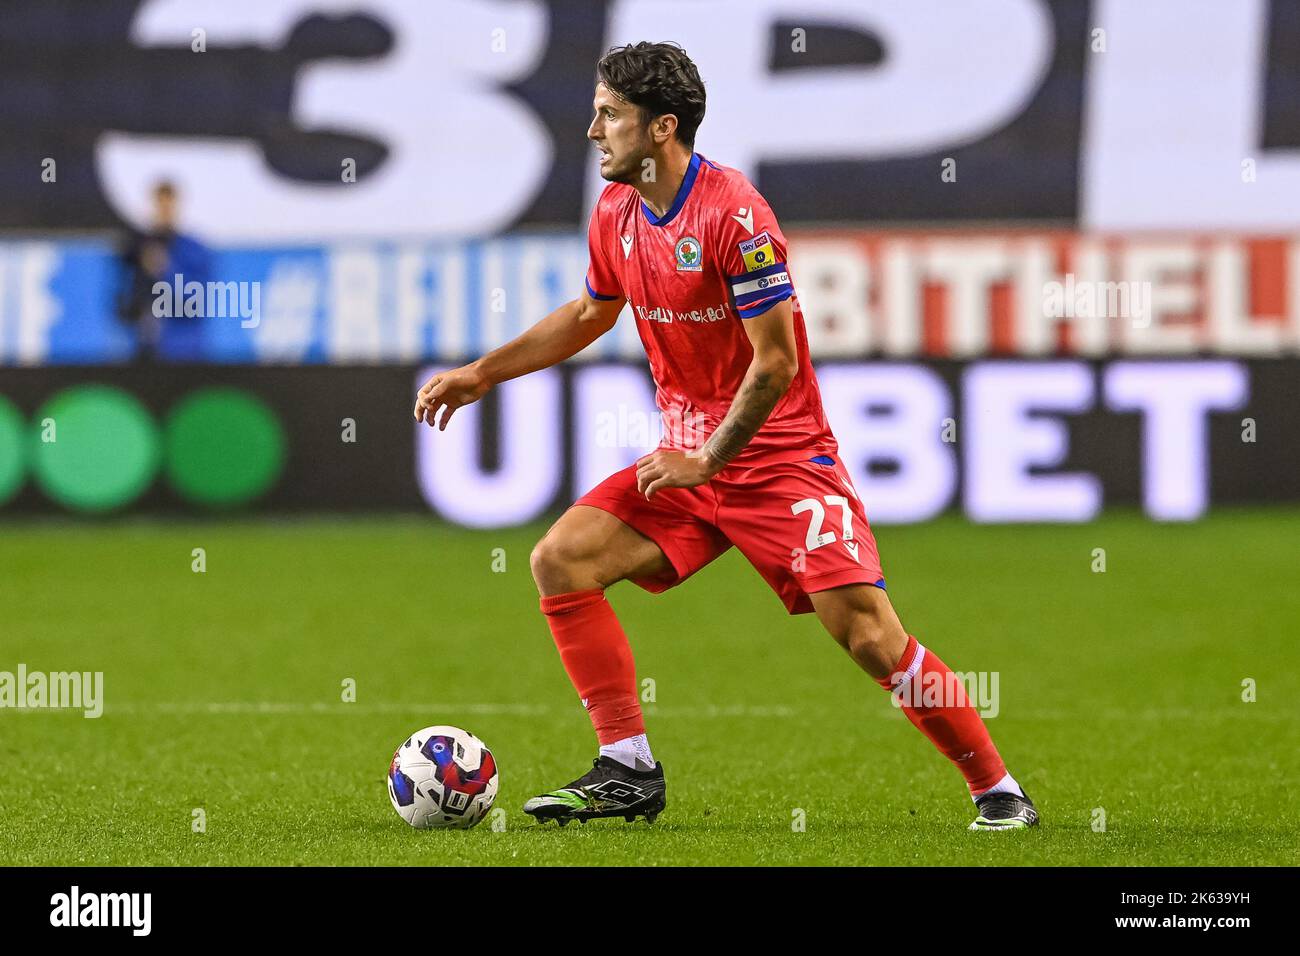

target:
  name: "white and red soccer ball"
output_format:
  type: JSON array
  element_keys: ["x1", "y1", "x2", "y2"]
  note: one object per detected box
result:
[{"x1": 387, "y1": 725, "x2": 498, "y2": 829}]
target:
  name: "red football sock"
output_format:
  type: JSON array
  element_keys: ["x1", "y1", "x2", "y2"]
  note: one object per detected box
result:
[
  {"x1": 539, "y1": 589, "x2": 645, "y2": 745},
  {"x1": 876, "y1": 634, "x2": 1008, "y2": 796}
]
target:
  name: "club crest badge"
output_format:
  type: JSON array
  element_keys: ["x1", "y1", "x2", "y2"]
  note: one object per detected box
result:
[{"x1": 675, "y1": 236, "x2": 702, "y2": 272}]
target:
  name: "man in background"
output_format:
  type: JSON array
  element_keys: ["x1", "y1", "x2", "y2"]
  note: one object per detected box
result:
[{"x1": 116, "y1": 179, "x2": 211, "y2": 362}]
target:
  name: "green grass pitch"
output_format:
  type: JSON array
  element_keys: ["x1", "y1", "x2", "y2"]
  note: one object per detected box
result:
[{"x1": 2, "y1": 509, "x2": 1297, "y2": 866}]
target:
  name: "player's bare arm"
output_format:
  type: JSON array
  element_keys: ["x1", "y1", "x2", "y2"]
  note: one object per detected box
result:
[
  {"x1": 635, "y1": 298, "x2": 799, "y2": 498},
  {"x1": 414, "y1": 288, "x2": 625, "y2": 430}
]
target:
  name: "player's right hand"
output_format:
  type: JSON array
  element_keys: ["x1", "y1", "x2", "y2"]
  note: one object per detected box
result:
[{"x1": 414, "y1": 365, "x2": 491, "y2": 430}]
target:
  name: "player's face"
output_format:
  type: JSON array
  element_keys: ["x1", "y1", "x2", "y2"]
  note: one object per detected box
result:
[{"x1": 588, "y1": 83, "x2": 653, "y2": 184}]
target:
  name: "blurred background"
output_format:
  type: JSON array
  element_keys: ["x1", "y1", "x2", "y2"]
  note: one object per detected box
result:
[{"x1": 1, "y1": 0, "x2": 1297, "y2": 524}]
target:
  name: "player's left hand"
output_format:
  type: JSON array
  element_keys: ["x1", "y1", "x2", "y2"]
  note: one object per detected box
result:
[{"x1": 636, "y1": 449, "x2": 723, "y2": 498}]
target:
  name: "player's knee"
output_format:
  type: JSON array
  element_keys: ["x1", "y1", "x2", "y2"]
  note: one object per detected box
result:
[
  {"x1": 846, "y1": 609, "x2": 905, "y2": 677},
  {"x1": 530, "y1": 532, "x2": 596, "y2": 594},
  {"x1": 529, "y1": 536, "x2": 567, "y2": 589}
]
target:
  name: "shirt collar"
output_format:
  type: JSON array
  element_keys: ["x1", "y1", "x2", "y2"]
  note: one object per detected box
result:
[{"x1": 640, "y1": 152, "x2": 702, "y2": 227}]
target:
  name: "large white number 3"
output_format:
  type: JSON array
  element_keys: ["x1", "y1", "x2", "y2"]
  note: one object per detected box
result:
[{"x1": 791, "y1": 495, "x2": 854, "y2": 551}]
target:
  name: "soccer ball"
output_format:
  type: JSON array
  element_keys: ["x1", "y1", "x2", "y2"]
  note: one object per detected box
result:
[{"x1": 387, "y1": 725, "x2": 499, "y2": 829}]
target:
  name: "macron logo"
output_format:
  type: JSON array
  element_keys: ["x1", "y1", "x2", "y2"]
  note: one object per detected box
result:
[
  {"x1": 50, "y1": 886, "x2": 152, "y2": 936},
  {"x1": 731, "y1": 206, "x2": 754, "y2": 236},
  {"x1": 620, "y1": 235, "x2": 634, "y2": 259}
]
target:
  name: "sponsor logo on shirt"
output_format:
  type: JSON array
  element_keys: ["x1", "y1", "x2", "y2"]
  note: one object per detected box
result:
[
  {"x1": 738, "y1": 231, "x2": 773, "y2": 272},
  {"x1": 675, "y1": 236, "x2": 702, "y2": 272},
  {"x1": 634, "y1": 302, "x2": 729, "y2": 324}
]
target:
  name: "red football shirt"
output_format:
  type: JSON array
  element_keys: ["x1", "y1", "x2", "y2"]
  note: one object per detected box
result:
[{"x1": 585, "y1": 152, "x2": 837, "y2": 465}]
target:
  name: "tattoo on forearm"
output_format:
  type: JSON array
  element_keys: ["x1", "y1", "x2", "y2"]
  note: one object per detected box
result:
[{"x1": 702, "y1": 369, "x2": 787, "y2": 466}]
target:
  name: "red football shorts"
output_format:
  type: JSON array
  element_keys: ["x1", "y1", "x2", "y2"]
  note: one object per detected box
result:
[{"x1": 575, "y1": 452, "x2": 885, "y2": 614}]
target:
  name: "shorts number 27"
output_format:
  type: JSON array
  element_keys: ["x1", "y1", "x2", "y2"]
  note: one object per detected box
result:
[{"x1": 791, "y1": 495, "x2": 854, "y2": 551}]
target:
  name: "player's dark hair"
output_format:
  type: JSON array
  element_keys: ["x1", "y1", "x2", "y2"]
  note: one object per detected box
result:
[{"x1": 596, "y1": 42, "x2": 706, "y2": 148}]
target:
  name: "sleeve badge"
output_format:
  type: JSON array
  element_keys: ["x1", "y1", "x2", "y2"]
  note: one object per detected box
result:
[{"x1": 738, "y1": 231, "x2": 774, "y2": 273}]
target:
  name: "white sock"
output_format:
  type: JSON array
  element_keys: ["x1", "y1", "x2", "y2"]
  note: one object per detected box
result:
[
  {"x1": 973, "y1": 772, "x2": 1024, "y2": 802},
  {"x1": 600, "y1": 734, "x2": 655, "y2": 771}
]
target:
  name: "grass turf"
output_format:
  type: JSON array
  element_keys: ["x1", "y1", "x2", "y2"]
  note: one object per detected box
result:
[{"x1": 1, "y1": 509, "x2": 1297, "y2": 866}]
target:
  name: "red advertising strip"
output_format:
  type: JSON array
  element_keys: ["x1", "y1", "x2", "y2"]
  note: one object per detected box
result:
[{"x1": 787, "y1": 232, "x2": 1299, "y2": 358}]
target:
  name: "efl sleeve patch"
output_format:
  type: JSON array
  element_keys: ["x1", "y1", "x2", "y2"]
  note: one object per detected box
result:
[{"x1": 727, "y1": 262, "x2": 792, "y2": 318}]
